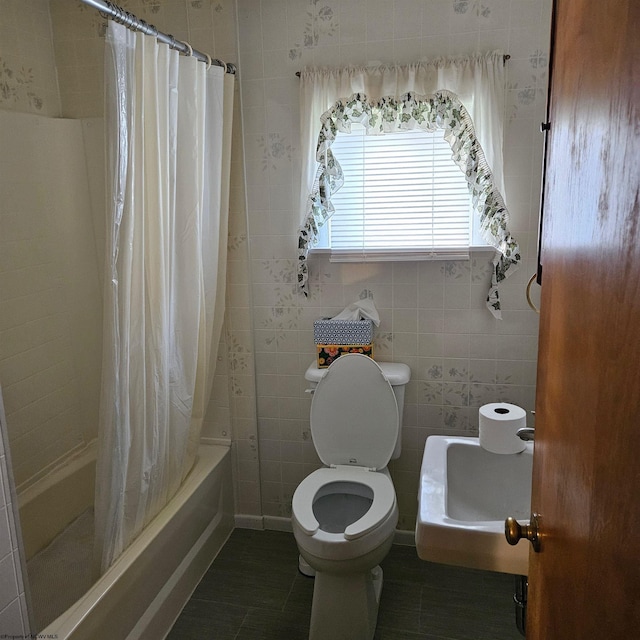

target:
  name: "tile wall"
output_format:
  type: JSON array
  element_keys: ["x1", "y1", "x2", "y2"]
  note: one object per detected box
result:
[
  {"x1": 0, "y1": 0, "x2": 60, "y2": 116},
  {"x1": 236, "y1": 0, "x2": 551, "y2": 529},
  {"x1": 0, "y1": 3, "x2": 62, "y2": 625},
  {"x1": 0, "y1": 111, "x2": 101, "y2": 489},
  {"x1": 0, "y1": 388, "x2": 31, "y2": 636},
  {"x1": 48, "y1": 0, "x2": 239, "y2": 118}
]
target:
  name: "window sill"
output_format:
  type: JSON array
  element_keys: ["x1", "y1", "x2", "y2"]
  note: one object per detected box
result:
[{"x1": 308, "y1": 246, "x2": 496, "y2": 262}]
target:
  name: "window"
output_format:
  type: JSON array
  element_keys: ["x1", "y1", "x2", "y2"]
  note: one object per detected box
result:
[
  {"x1": 297, "y1": 86, "x2": 520, "y2": 318},
  {"x1": 315, "y1": 123, "x2": 478, "y2": 260}
]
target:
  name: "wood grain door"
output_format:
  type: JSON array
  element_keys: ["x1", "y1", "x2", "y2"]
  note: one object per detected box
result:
[{"x1": 527, "y1": 0, "x2": 640, "y2": 637}]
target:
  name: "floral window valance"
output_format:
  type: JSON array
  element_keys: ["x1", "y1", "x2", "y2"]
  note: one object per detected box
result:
[{"x1": 297, "y1": 90, "x2": 520, "y2": 319}]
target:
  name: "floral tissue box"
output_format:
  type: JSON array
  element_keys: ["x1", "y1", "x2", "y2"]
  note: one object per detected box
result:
[
  {"x1": 316, "y1": 344, "x2": 374, "y2": 368},
  {"x1": 313, "y1": 318, "x2": 374, "y2": 345}
]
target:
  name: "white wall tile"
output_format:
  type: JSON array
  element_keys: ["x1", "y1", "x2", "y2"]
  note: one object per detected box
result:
[{"x1": 0, "y1": 597, "x2": 27, "y2": 636}]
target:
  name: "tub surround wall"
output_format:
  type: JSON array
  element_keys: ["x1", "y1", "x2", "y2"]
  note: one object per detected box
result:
[
  {"x1": 0, "y1": 1, "x2": 102, "y2": 492},
  {"x1": 0, "y1": 5, "x2": 62, "y2": 631},
  {"x1": 236, "y1": 0, "x2": 551, "y2": 530},
  {"x1": 0, "y1": 111, "x2": 102, "y2": 489}
]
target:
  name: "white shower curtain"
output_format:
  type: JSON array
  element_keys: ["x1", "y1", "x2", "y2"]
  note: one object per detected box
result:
[{"x1": 95, "y1": 22, "x2": 234, "y2": 573}]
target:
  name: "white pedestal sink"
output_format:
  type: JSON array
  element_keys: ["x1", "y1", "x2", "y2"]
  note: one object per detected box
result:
[{"x1": 415, "y1": 435, "x2": 533, "y2": 576}]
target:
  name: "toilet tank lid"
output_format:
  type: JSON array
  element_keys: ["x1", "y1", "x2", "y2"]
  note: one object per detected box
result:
[{"x1": 305, "y1": 360, "x2": 411, "y2": 385}]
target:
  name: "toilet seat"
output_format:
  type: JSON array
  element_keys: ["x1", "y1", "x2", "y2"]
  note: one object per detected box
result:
[{"x1": 292, "y1": 466, "x2": 396, "y2": 540}]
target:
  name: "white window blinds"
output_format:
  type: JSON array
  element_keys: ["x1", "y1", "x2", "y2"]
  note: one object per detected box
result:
[{"x1": 326, "y1": 123, "x2": 472, "y2": 261}]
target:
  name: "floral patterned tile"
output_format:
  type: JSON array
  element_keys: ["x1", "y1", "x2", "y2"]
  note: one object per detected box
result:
[
  {"x1": 0, "y1": 57, "x2": 46, "y2": 113},
  {"x1": 507, "y1": 49, "x2": 549, "y2": 122},
  {"x1": 287, "y1": 0, "x2": 338, "y2": 62}
]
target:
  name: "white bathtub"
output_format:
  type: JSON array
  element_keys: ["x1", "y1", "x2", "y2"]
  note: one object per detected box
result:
[
  {"x1": 19, "y1": 443, "x2": 97, "y2": 562},
  {"x1": 22, "y1": 443, "x2": 233, "y2": 640}
]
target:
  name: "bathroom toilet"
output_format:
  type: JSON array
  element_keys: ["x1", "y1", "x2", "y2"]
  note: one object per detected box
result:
[{"x1": 292, "y1": 354, "x2": 411, "y2": 640}]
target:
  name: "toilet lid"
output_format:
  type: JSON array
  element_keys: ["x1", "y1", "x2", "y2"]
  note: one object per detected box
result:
[{"x1": 310, "y1": 354, "x2": 399, "y2": 470}]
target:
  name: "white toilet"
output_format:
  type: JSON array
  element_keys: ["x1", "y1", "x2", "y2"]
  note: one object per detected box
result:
[{"x1": 292, "y1": 354, "x2": 411, "y2": 640}]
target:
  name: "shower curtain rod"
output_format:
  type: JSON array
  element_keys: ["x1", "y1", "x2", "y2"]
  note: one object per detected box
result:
[{"x1": 79, "y1": 0, "x2": 237, "y2": 74}]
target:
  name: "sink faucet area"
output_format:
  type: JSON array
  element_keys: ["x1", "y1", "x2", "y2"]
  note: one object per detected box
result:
[{"x1": 415, "y1": 436, "x2": 533, "y2": 576}]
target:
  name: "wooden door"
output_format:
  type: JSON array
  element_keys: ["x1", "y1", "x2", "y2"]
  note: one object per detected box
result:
[{"x1": 528, "y1": 0, "x2": 640, "y2": 637}]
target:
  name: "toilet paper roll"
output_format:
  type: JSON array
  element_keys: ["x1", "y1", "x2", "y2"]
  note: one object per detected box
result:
[{"x1": 479, "y1": 403, "x2": 527, "y2": 454}]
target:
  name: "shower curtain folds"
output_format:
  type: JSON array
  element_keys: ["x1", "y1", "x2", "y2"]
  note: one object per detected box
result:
[{"x1": 95, "y1": 21, "x2": 233, "y2": 574}]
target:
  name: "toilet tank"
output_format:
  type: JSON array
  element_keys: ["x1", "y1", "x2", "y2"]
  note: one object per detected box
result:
[{"x1": 304, "y1": 360, "x2": 411, "y2": 460}]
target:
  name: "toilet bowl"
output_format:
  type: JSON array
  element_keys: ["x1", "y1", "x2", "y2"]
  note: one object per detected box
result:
[
  {"x1": 293, "y1": 466, "x2": 398, "y2": 566},
  {"x1": 291, "y1": 354, "x2": 410, "y2": 640}
]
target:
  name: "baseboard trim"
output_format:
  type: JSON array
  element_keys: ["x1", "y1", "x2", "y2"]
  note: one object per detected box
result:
[
  {"x1": 393, "y1": 529, "x2": 415, "y2": 546},
  {"x1": 233, "y1": 514, "x2": 264, "y2": 530},
  {"x1": 263, "y1": 516, "x2": 293, "y2": 532},
  {"x1": 234, "y1": 513, "x2": 415, "y2": 545}
]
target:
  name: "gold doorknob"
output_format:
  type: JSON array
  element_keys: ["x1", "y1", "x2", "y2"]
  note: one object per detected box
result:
[{"x1": 505, "y1": 513, "x2": 541, "y2": 552}]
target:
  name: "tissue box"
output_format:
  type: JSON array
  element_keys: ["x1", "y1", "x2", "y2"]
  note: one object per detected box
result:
[
  {"x1": 316, "y1": 344, "x2": 374, "y2": 368},
  {"x1": 313, "y1": 318, "x2": 374, "y2": 345}
]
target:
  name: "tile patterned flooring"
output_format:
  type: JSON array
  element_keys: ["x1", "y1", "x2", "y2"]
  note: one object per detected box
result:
[{"x1": 167, "y1": 528, "x2": 522, "y2": 640}]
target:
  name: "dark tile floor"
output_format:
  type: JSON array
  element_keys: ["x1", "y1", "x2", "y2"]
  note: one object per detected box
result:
[{"x1": 167, "y1": 528, "x2": 522, "y2": 640}]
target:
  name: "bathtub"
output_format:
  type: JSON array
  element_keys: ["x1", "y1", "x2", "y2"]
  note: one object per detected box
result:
[
  {"x1": 19, "y1": 442, "x2": 97, "y2": 562},
  {"x1": 21, "y1": 443, "x2": 233, "y2": 640}
]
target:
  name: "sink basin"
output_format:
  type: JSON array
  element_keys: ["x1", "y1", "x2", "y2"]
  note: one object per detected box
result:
[{"x1": 415, "y1": 435, "x2": 533, "y2": 576}]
